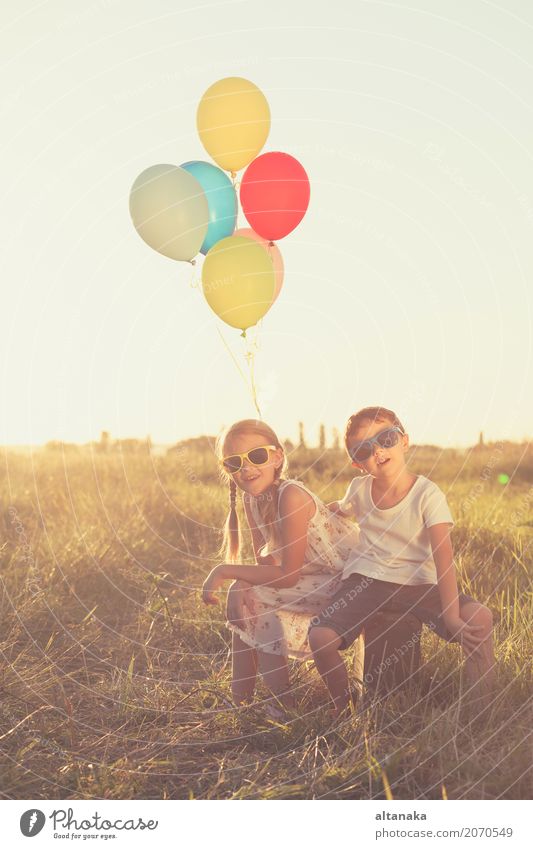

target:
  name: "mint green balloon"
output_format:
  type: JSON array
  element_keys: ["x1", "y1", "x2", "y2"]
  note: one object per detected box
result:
[
  {"x1": 129, "y1": 164, "x2": 209, "y2": 262},
  {"x1": 181, "y1": 160, "x2": 237, "y2": 254}
]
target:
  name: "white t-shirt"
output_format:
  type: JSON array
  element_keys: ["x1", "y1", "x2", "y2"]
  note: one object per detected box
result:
[{"x1": 338, "y1": 474, "x2": 454, "y2": 585}]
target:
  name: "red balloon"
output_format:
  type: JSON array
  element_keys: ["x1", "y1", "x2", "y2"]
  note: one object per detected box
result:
[{"x1": 240, "y1": 152, "x2": 310, "y2": 241}]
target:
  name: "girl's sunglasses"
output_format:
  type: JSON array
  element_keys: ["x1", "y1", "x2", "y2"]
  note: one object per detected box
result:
[
  {"x1": 221, "y1": 445, "x2": 278, "y2": 474},
  {"x1": 348, "y1": 426, "x2": 405, "y2": 463}
]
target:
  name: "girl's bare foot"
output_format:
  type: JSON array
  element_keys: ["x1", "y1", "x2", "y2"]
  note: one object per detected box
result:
[
  {"x1": 265, "y1": 701, "x2": 290, "y2": 722},
  {"x1": 328, "y1": 697, "x2": 358, "y2": 723}
]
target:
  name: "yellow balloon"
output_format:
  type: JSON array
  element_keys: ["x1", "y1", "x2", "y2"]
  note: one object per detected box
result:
[
  {"x1": 202, "y1": 236, "x2": 275, "y2": 332},
  {"x1": 197, "y1": 77, "x2": 270, "y2": 173}
]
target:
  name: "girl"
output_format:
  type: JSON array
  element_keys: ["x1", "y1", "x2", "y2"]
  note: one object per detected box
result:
[{"x1": 201, "y1": 419, "x2": 360, "y2": 712}]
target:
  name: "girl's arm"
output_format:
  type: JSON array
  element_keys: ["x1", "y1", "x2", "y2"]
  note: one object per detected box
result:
[
  {"x1": 225, "y1": 494, "x2": 267, "y2": 628},
  {"x1": 203, "y1": 485, "x2": 314, "y2": 605},
  {"x1": 429, "y1": 523, "x2": 486, "y2": 652},
  {"x1": 243, "y1": 495, "x2": 270, "y2": 561}
]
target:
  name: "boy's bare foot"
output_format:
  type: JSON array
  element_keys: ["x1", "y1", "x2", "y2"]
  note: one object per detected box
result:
[
  {"x1": 330, "y1": 706, "x2": 349, "y2": 721},
  {"x1": 328, "y1": 695, "x2": 359, "y2": 723}
]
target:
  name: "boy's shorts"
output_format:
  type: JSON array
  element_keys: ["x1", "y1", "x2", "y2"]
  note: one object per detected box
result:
[{"x1": 309, "y1": 572, "x2": 477, "y2": 650}]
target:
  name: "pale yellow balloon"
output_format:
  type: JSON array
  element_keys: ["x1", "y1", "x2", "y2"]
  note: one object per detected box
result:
[
  {"x1": 197, "y1": 77, "x2": 270, "y2": 173},
  {"x1": 202, "y1": 236, "x2": 275, "y2": 332},
  {"x1": 129, "y1": 164, "x2": 208, "y2": 262}
]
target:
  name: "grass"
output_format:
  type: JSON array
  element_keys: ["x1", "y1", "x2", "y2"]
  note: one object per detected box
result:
[{"x1": 0, "y1": 440, "x2": 531, "y2": 799}]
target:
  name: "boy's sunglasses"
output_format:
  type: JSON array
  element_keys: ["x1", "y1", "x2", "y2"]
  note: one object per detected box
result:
[
  {"x1": 348, "y1": 426, "x2": 405, "y2": 463},
  {"x1": 221, "y1": 445, "x2": 278, "y2": 474}
]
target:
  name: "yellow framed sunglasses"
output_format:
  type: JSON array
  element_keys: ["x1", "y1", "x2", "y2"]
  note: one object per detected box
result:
[{"x1": 221, "y1": 445, "x2": 278, "y2": 474}]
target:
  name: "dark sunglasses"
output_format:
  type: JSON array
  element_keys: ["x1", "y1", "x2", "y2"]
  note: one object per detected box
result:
[
  {"x1": 348, "y1": 426, "x2": 405, "y2": 463},
  {"x1": 221, "y1": 445, "x2": 277, "y2": 474}
]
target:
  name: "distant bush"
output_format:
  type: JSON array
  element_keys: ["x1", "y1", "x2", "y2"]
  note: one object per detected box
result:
[
  {"x1": 44, "y1": 440, "x2": 80, "y2": 452},
  {"x1": 168, "y1": 435, "x2": 217, "y2": 455}
]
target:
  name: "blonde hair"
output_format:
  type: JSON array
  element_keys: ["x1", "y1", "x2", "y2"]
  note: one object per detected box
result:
[{"x1": 216, "y1": 419, "x2": 288, "y2": 563}]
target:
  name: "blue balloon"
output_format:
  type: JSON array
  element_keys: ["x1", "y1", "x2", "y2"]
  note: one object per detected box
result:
[{"x1": 180, "y1": 161, "x2": 237, "y2": 254}]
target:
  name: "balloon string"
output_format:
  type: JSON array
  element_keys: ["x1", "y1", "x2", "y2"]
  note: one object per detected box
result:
[
  {"x1": 215, "y1": 325, "x2": 250, "y2": 393},
  {"x1": 214, "y1": 326, "x2": 262, "y2": 419},
  {"x1": 230, "y1": 170, "x2": 243, "y2": 228},
  {"x1": 244, "y1": 330, "x2": 262, "y2": 420}
]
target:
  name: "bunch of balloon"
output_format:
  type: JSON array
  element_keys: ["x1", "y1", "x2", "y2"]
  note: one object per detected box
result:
[
  {"x1": 129, "y1": 77, "x2": 309, "y2": 337},
  {"x1": 129, "y1": 76, "x2": 310, "y2": 416}
]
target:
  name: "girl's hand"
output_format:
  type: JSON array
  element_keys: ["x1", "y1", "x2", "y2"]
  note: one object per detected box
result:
[
  {"x1": 444, "y1": 615, "x2": 486, "y2": 654},
  {"x1": 202, "y1": 565, "x2": 227, "y2": 606},
  {"x1": 226, "y1": 580, "x2": 253, "y2": 630},
  {"x1": 257, "y1": 552, "x2": 281, "y2": 566}
]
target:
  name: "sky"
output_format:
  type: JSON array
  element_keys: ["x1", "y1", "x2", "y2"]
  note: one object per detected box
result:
[{"x1": 1, "y1": 0, "x2": 532, "y2": 448}]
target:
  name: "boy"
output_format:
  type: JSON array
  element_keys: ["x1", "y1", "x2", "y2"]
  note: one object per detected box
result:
[{"x1": 308, "y1": 406, "x2": 495, "y2": 714}]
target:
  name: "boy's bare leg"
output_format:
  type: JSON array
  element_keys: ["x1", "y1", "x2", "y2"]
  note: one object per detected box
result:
[
  {"x1": 231, "y1": 632, "x2": 258, "y2": 705},
  {"x1": 257, "y1": 650, "x2": 295, "y2": 710},
  {"x1": 309, "y1": 626, "x2": 351, "y2": 714},
  {"x1": 459, "y1": 602, "x2": 495, "y2": 708}
]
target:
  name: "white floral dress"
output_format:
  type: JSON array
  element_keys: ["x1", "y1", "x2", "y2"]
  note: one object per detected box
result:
[{"x1": 227, "y1": 479, "x2": 360, "y2": 659}]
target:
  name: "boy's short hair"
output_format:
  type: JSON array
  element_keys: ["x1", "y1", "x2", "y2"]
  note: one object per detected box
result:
[{"x1": 344, "y1": 406, "x2": 405, "y2": 447}]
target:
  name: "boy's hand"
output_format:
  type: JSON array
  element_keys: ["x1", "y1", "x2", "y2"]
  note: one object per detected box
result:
[
  {"x1": 444, "y1": 614, "x2": 486, "y2": 654},
  {"x1": 328, "y1": 501, "x2": 351, "y2": 518}
]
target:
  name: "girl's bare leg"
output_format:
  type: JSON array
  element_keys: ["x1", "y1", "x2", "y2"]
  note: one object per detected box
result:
[
  {"x1": 460, "y1": 602, "x2": 496, "y2": 708},
  {"x1": 308, "y1": 626, "x2": 351, "y2": 714},
  {"x1": 257, "y1": 650, "x2": 295, "y2": 709},
  {"x1": 231, "y1": 632, "x2": 258, "y2": 704}
]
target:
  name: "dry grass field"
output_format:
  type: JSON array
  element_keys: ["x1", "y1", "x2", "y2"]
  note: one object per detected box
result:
[{"x1": 0, "y1": 440, "x2": 531, "y2": 799}]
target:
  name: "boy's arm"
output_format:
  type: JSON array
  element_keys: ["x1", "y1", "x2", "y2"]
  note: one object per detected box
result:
[
  {"x1": 328, "y1": 480, "x2": 358, "y2": 517},
  {"x1": 429, "y1": 523, "x2": 460, "y2": 623},
  {"x1": 429, "y1": 523, "x2": 486, "y2": 652}
]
